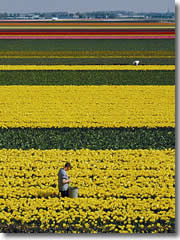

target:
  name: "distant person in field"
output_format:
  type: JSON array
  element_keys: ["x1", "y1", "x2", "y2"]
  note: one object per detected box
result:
[{"x1": 58, "y1": 162, "x2": 72, "y2": 197}]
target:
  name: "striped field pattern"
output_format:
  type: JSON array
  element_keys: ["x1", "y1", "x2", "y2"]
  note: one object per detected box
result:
[
  {"x1": 0, "y1": 21, "x2": 175, "y2": 39},
  {"x1": 0, "y1": 21, "x2": 175, "y2": 233}
]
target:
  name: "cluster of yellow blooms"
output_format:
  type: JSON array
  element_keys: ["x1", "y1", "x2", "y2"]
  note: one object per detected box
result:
[
  {"x1": 0, "y1": 86, "x2": 175, "y2": 128},
  {"x1": 0, "y1": 65, "x2": 175, "y2": 71},
  {"x1": 0, "y1": 149, "x2": 175, "y2": 233}
]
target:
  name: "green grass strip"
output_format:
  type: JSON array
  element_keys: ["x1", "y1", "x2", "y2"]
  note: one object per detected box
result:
[
  {"x1": 0, "y1": 50, "x2": 174, "y2": 57},
  {"x1": 0, "y1": 39, "x2": 175, "y2": 51},
  {"x1": 0, "y1": 58, "x2": 175, "y2": 65},
  {"x1": 0, "y1": 127, "x2": 175, "y2": 150},
  {"x1": 0, "y1": 70, "x2": 175, "y2": 85}
]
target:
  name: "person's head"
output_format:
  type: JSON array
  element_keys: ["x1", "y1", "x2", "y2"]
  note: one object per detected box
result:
[{"x1": 64, "y1": 162, "x2": 72, "y2": 171}]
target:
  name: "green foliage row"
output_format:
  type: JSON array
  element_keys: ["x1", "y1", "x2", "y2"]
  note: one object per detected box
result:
[
  {"x1": 0, "y1": 127, "x2": 175, "y2": 150},
  {"x1": 0, "y1": 39, "x2": 175, "y2": 51},
  {"x1": 0, "y1": 50, "x2": 174, "y2": 56},
  {"x1": 0, "y1": 71, "x2": 175, "y2": 85},
  {"x1": 0, "y1": 58, "x2": 175, "y2": 65},
  {"x1": 0, "y1": 217, "x2": 175, "y2": 233}
]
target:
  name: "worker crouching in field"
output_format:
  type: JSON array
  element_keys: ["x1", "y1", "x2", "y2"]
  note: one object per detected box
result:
[{"x1": 58, "y1": 162, "x2": 72, "y2": 197}]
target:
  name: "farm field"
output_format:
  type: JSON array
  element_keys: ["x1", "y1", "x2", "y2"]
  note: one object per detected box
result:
[
  {"x1": 0, "y1": 58, "x2": 175, "y2": 65},
  {"x1": 0, "y1": 149, "x2": 175, "y2": 233},
  {"x1": 0, "y1": 39, "x2": 175, "y2": 68},
  {"x1": 0, "y1": 65, "x2": 175, "y2": 70},
  {"x1": 0, "y1": 21, "x2": 175, "y2": 233},
  {"x1": 0, "y1": 39, "x2": 175, "y2": 51},
  {"x1": 0, "y1": 39, "x2": 174, "y2": 68},
  {"x1": 0, "y1": 21, "x2": 175, "y2": 39},
  {"x1": 0, "y1": 127, "x2": 175, "y2": 150},
  {"x1": 0, "y1": 70, "x2": 175, "y2": 85},
  {"x1": 0, "y1": 85, "x2": 175, "y2": 128}
]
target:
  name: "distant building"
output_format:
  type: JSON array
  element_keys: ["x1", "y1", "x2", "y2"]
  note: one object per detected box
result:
[
  {"x1": 32, "y1": 15, "x2": 40, "y2": 19},
  {"x1": 0, "y1": 10, "x2": 175, "y2": 21},
  {"x1": 132, "y1": 15, "x2": 145, "y2": 18},
  {"x1": 51, "y1": 17, "x2": 59, "y2": 21},
  {"x1": 73, "y1": 14, "x2": 79, "y2": 19}
]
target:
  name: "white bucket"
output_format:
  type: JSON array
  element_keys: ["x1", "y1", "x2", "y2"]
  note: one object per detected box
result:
[{"x1": 69, "y1": 187, "x2": 78, "y2": 198}]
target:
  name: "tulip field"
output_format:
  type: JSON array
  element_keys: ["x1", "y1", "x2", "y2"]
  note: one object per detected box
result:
[
  {"x1": 0, "y1": 20, "x2": 175, "y2": 233},
  {"x1": 0, "y1": 86, "x2": 175, "y2": 128},
  {"x1": 0, "y1": 21, "x2": 175, "y2": 39},
  {"x1": 0, "y1": 149, "x2": 175, "y2": 233}
]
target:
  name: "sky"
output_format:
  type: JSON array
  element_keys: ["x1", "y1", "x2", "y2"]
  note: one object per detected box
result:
[{"x1": 0, "y1": 0, "x2": 175, "y2": 13}]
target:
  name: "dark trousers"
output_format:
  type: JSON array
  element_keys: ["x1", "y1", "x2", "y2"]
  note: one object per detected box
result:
[{"x1": 60, "y1": 190, "x2": 69, "y2": 197}]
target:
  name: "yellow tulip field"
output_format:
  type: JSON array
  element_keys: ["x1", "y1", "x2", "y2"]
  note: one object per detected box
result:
[
  {"x1": 0, "y1": 149, "x2": 175, "y2": 233},
  {"x1": 0, "y1": 85, "x2": 175, "y2": 128},
  {"x1": 0, "y1": 64, "x2": 175, "y2": 70}
]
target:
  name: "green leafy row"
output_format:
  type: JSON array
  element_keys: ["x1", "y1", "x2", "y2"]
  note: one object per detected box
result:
[
  {"x1": 0, "y1": 39, "x2": 175, "y2": 51},
  {"x1": 0, "y1": 127, "x2": 175, "y2": 150},
  {"x1": 0, "y1": 217, "x2": 175, "y2": 233},
  {"x1": 0, "y1": 50, "x2": 174, "y2": 56},
  {"x1": 0, "y1": 58, "x2": 175, "y2": 65},
  {"x1": 0, "y1": 71, "x2": 175, "y2": 85}
]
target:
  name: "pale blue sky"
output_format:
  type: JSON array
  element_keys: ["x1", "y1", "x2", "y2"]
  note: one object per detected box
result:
[{"x1": 0, "y1": 0, "x2": 175, "y2": 13}]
